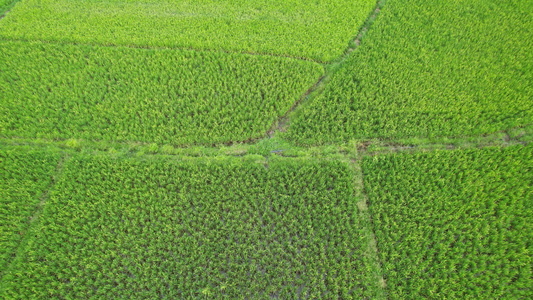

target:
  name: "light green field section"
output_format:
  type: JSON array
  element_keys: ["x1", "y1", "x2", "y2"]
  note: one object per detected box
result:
[
  {"x1": 0, "y1": 40, "x2": 323, "y2": 145},
  {"x1": 286, "y1": 0, "x2": 533, "y2": 145},
  {"x1": 0, "y1": 0, "x2": 376, "y2": 62},
  {"x1": 1, "y1": 155, "x2": 376, "y2": 299},
  {"x1": 363, "y1": 144, "x2": 533, "y2": 298},
  {"x1": 0, "y1": 148, "x2": 60, "y2": 272}
]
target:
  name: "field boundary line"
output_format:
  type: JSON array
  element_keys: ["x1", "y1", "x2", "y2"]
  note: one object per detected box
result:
[
  {"x1": 0, "y1": 153, "x2": 69, "y2": 283},
  {"x1": 0, "y1": 126, "x2": 531, "y2": 159},
  {"x1": 335, "y1": 0, "x2": 388, "y2": 64},
  {"x1": 362, "y1": 140, "x2": 530, "y2": 156},
  {"x1": 270, "y1": 0, "x2": 389, "y2": 135},
  {"x1": 267, "y1": 75, "x2": 326, "y2": 137},
  {"x1": 0, "y1": 36, "x2": 324, "y2": 64},
  {"x1": 357, "y1": 126, "x2": 532, "y2": 156},
  {"x1": 283, "y1": 125, "x2": 533, "y2": 156},
  {"x1": 0, "y1": 10, "x2": 7, "y2": 20},
  {"x1": 348, "y1": 156, "x2": 387, "y2": 299}
]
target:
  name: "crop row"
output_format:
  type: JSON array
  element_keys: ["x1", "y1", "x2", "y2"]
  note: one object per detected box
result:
[
  {"x1": 0, "y1": 0, "x2": 376, "y2": 62},
  {"x1": 0, "y1": 154, "x2": 376, "y2": 299},
  {"x1": 0, "y1": 40, "x2": 322, "y2": 146},
  {"x1": 0, "y1": 148, "x2": 60, "y2": 272},
  {"x1": 363, "y1": 144, "x2": 533, "y2": 298},
  {"x1": 285, "y1": 0, "x2": 533, "y2": 145}
]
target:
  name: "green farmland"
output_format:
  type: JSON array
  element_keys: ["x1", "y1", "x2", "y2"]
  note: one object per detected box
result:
[
  {"x1": 363, "y1": 145, "x2": 533, "y2": 298},
  {"x1": 1, "y1": 40, "x2": 322, "y2": 145},
  {"x1": 285, "y1": 0, "x2": 533, "y2": 145},
  {"x1": 0, "y1": 0, "x2": 531, "y2": 298},
  {"x1": 0, "y1": 0, "x2": 375, "y2": 62},
  {"x1": 1, "y1": 155, "x2": 378, "y2": 298}
]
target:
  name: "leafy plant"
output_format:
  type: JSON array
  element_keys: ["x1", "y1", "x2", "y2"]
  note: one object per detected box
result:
[
  {"x1": 1, "y1": 155, "x2": 376, "y2": 298},
  {"x1": 0, "y1": 148, "x2": 60, "y2": 272},
  {"x1": 286, "y1": 0, "x2": 533, "y2": 145},
  {"x1": 0, "y1": 0, "x2": 375, "y2": 62},
  {"x1": 0, "y1": 40, "x2": 322, "y2": 146},
  {"x1": 363, "y1": 144, "x2": 533, "y2": 298}
]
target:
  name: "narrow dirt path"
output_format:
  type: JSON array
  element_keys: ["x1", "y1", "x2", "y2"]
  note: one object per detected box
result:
[
  {"x1": 270, "y1": 0, "x2": 389, "y2": 135},
  {"x1": 349, "y1": 156, "x2": 387, "y2": 299},
  {"x1": 0, "y1": 153, "x2": 70, "y2": 282}
]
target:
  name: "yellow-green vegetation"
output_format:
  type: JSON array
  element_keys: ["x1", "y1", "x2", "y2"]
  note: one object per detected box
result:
[
  {"x1": 1, "y1": 0, "x2": 532, "y2": 298},
  {"x1": 363, "y1": 144, "x2": 533, "y2": 298},
  {"x1": 0, "y1": 155, "x2": 376, "y2": 299},
  {"x1": 286, "y1": 0, "x2": 533, "y2": 145},
  {"x1": 0, "y1": 148, "x2": 60, "y2": 272},
  {"x1": 0, "y1": 40, "x2": 322, "y2": 145},
  {"x1": 0, "y1": 0, "x2": 375, "y2": 62}
]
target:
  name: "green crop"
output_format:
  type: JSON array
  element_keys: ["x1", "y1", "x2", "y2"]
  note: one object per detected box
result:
[
  {"x1": 0, "y1": 0, "x2": 376, "y2": 62},
  {"x1": 286, "y1": 0, "x2": 533, "y2": 145},
  {"x1": 0, "y1": 148, "x2": 60, "y2": 272},
  {"x1": 0, "y1": 40, "x2": 322, "y2": 146},
  {"x1": 1, "y1": 0, "x2": 532, "y2": 298},
  {"x1": 363, "y1": 144, "x2": 533, "y2": 298},
  {"x1": 1, "y1": 155, "x2": 375, "y2": 299},
  {"x1": 0, "y1": 0, "x2": 18, "y2": 15}
]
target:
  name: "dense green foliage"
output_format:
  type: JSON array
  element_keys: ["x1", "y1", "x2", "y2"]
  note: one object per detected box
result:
[
  {"x1": 0, "y1": 0, "x2": 7, "y2": 12},
  {"x1": 0, "y1": 0, "x2": 18, "y2": 15},
  {"x1": 363, "y1": 145, "x2": 533, "y2": 298},
  {"x1": 0, "y1": 40, "x2": 322, "y2": 145},
  {"x1": 1, "y1": 155, "x2": 375, "y2": 299},
  {"x1": 0, "y1": 148, "x2": 60, "y2": 272},
  {"x1": 2, "y1": 0, "x2": 532, "y2": 298},
  {"x1": 286, "y1": 0, "x2": 533, "y2": 145},
  {"x1": 0, "y1": 0, "x2": 375, "y2": 62}
]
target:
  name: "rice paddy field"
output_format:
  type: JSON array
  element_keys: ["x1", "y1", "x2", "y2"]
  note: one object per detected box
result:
[{"x1": 1, "y1": 0, "x2": 532, "y2": 298}]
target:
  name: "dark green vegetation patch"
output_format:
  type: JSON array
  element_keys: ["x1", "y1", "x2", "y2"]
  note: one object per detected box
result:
[
  {"x1": 286, "y1": 0, "x2": 533, "y2": 145},
  {"x1": 363, "y1": 144, "x2": 533, "y2": 299},
  {"x1": 0, "y1": 0, "x2": 375, "y2": 62},
  {"x1": 0, "y1": 40, "x2": 322, "y2": 146},
  {"x1": 0, "y1": 0, "x2": 17, "y2": 15},
  {"x1": 1, "y1": 155, "x2": 376, "y2": 299},
  {"x1": 0, "y1": 148, "x2": 60, "y2": 272}
]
